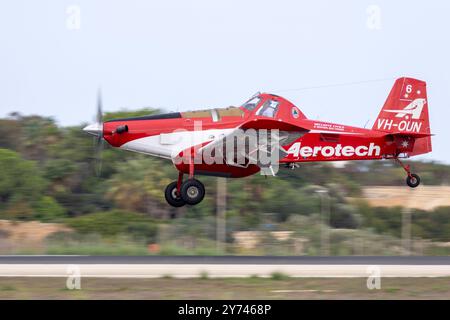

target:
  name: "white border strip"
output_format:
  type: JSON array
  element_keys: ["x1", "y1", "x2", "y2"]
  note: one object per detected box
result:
[{"x1": 1, "y1": 264, "x2": 450, "y2": 278}]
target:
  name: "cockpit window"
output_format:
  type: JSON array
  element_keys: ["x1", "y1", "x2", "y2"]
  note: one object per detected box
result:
[
  {"x1": 256, "y1": 99, "x2": 279, "y2": 118},
  {"x1": 241, "y1": 96, "x2": 261, "y2": 111}
]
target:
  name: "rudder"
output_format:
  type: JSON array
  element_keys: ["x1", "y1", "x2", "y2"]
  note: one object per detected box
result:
[{"x1": 373, "y1": 77, "x2": 432, "y2": 155}]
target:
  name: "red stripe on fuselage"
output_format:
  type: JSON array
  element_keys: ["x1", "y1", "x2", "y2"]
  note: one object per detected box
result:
[{"x1": 103, "y1": 116, "x2": 245, "y2": 148}]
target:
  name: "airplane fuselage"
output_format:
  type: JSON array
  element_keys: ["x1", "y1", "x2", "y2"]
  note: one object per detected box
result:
[{"x1": 85, "y1": 77, "x2": 433, "y2": 206}]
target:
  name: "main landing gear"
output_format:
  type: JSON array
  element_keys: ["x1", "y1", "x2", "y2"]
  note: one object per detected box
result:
[
  {"x1": 394, "y1": 158, "x2": 421, "y2": 188},
  {"x1": 164, "y1": 171, "x2": 205, "y2": 207}
]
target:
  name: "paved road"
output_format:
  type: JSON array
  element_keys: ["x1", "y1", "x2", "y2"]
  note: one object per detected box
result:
[
  {"x1": 1, "y1": 256, "x2": 449, "y2": 278},
  {"x1": 0, "y1": 255, "x2": 449, "y2": 265}
]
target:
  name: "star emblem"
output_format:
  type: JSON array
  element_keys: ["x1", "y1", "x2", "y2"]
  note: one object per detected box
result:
[{"x1": 401, "y1": 140, "x2": 409, "y2": 148}]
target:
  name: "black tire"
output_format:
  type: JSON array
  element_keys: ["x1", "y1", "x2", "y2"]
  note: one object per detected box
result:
[
  {"x1": 180, "y1": 179, "x2": 205, "y2": 205},
  {"x1": 406, "y1": 173, "x2": 421, "y2": 188},
  {"x1": 164, "y1": 181, "x2": 186, "y2": 207}
]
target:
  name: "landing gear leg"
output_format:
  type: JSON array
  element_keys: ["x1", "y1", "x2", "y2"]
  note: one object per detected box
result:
[
  {"x1": 179, "y1": 154, "x2": 205, "y2": 205},
  {"x1": 394, "y1": 157, "x2": 421, "y2": 188},
  {"x1": 188, "y1": 152, "x2": 195, "y2": 179},
  {"x1": 177, "y1": 171, "x2": 183, "y2": 194}
]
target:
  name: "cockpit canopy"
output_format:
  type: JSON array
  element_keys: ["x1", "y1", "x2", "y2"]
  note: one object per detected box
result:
[
  {"x1": 178, "y1": 93, "x2": 306, "y2": 122},
  {"x1": 241, "y1": 95, "x2": 261, "y2": 112},
  {"x1": 240, "y1": 93, "x2": 306, "y2": 120}
]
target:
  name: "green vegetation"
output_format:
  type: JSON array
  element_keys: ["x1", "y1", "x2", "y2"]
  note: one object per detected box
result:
[
  {"x1": 1, "y1": 277, "x2": 450, "y2": 299},
  {"x1": 66, "y1": 210, "x2": 157, "y2": 241},
  {"x1": 270, "y1": 272, "x2": 290, "y2": 281},
  {"x1": 0, "y1": 110, "x2": 449, "y2": 255},
  {"x1": 0, "y1": 285, "x2": 15, "y2": 291},
  {"x1": 355, "y1": 202, "x2": 450, "y2": 241}
]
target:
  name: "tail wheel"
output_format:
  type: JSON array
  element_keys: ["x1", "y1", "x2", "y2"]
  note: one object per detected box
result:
[
  {"x1": 406, "y1": 173, "x2": 421, "y2": 188},
  {"x1": 180, "y1": 179, "x2": 205, "y2": 205},
  {"x1": 164, "y1": 181, "x2": 186, "y2": 207}
]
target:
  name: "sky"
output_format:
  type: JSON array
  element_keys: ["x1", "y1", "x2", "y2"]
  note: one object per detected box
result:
[{"x1": 0, "y1": 0, "x2": 448, "y2": 163}]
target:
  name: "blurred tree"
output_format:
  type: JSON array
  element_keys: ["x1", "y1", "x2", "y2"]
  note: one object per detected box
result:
[
  {"x1": 412, "y1": 206, "x2": 450, "y2": 242},
  {"x1": 330, "y1": 203, "x2": 361, "y2": 229},
  {"x1": 19, "y1": 115, "x2": 60, "y2": 163},
  {"x1": 0, "y1": 118, "x2": 22, "y2": 151},
  {"x1": 66, "y1": 210, "x2": 158, "y2": 239},
  {"x1": 2, "y1": 194, "x2": 34, "y2": 220},
  {"x1": 0, "y1": 148, "x2": 47, "y2": 205},
  {"x1": 33, "y1": 196, "x2": 67, "y2": 222},
  {"x1": 105, "y1": 157, "x2": 175, "y2": 218}
]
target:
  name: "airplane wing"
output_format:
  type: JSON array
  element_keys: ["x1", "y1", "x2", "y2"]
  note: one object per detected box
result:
[{"x1": 198, "y1": 119, "x2": 309, "y2": 170}]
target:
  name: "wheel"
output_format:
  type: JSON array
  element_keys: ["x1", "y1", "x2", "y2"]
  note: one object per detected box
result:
[
  {"x1": 164, "y1": 181, "x2": 186, "y2": 207},
  {"x1": 180, "y1": 179, "x2": 205, "y2": 205},
  {"x1": 406, "y1": 173, "x2": 421, "y2": 188}
]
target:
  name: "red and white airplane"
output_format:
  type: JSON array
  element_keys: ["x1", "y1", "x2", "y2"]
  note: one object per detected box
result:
[{"x1": 84, "y1": 77, "x2": 432, "y2": 207}]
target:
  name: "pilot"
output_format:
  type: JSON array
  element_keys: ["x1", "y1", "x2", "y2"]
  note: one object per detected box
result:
[{"x1": 261, "y1": 100, "x2": 278, "y2": 117}]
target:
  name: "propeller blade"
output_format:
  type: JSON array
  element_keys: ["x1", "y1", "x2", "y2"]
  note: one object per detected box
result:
[
  {"x1": 94, "y1": 135, "x2": 104, "y2": 177},
  {"x1": 96, "y1": 88, "x2": 103, "y2": 124},
  {"x1": 87, "y1": 87, "x2": 104, "y2": 177}
]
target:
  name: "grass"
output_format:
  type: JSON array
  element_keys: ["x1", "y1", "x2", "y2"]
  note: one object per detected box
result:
[
  {"x1": 0, "y1": 277, "x2": 449, "y2": 299},
  {"x1": 46, "y1": 243, "x2": 149, "y2": 255},
  {"x1": 0, "y1": 285, "x2": 15, "y2": 291},
  {"x1": 158, "y1": 242, "x2": 222, "y2": 256},
  {"x1": 271, "y1": 272, "x2": 290, "y2": 281}
]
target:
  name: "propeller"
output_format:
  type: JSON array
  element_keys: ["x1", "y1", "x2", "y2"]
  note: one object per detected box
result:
[
  {"x1": 83, "y1": 89, "x2": 104, "y2": 176},
  {"x1": 94, "y1": 90, "x2": 104, "y2": 176}
]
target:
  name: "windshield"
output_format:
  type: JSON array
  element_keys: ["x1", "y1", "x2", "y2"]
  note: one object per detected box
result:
[
  {"x1": 256, "y1": 99, "x2": 279, "y2": 118},
  {"x1": 241, "y1": 95, "x2": 261, "y2": 111}
]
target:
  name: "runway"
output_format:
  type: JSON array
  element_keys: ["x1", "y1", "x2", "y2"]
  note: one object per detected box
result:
[
  {"x1": 1, "y1": 255, "x2": 450, "y2": 264},
  {"x1": 1, "y1": 256, "x2": 449, "y2": 278}
]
